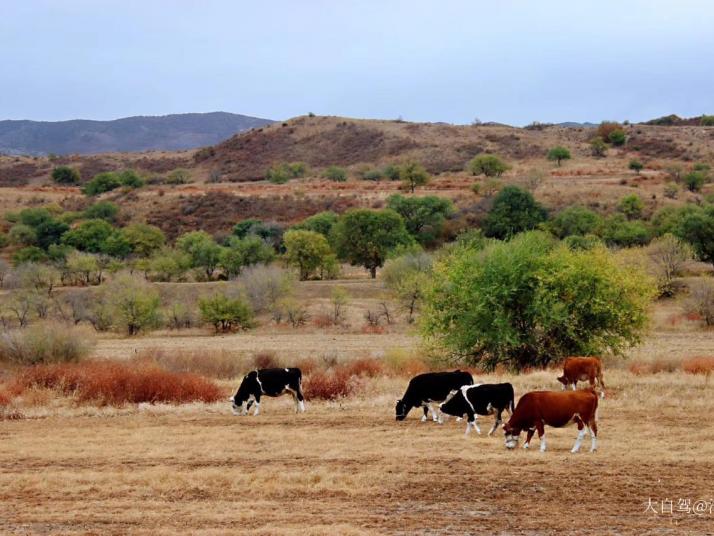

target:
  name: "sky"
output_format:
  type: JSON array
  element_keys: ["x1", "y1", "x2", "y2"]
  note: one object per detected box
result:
[{"x1": 1, "y1": 0, "x2": 712, "y2": 125}]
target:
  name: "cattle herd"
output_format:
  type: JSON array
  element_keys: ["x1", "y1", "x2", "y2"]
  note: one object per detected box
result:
[{"x1": 229, "y1": 356, "x2": 606, "y2": 453}]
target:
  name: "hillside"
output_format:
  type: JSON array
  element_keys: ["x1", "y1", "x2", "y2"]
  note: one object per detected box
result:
[
  {"x1": 0, "y1": 112, "x2": 274, "y2": 156},
  {"x1": 0, "y1": 115, "x2": 712, "y2": 239}
]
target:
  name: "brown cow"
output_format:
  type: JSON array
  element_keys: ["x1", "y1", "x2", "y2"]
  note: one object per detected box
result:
[
  {"x1": 503, "y1": 390, "x2": 598, "y2": 453},
  {"x1": 557, "y1": 356, "x2": 605, "y2": 398}
]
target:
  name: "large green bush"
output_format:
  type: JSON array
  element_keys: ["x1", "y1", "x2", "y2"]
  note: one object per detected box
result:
[
  {"x1": 422, "y1": 232, "x2": 655, "y2": 370},
  {"x1": 467, "y1": 154, "x2": 509, "y2": 177},
  {"x1": 386, "y1": 195, "x2": 453, "y2": 246},
  {"x1": 547, "y1": 206, "x2": 602, "y2": 238},
  {"x1": 483, "y1": 186, "x2": 547, "y2": 239},
  {"x1": 199, "y1": 293, "x2": 254, "y2": 333}
]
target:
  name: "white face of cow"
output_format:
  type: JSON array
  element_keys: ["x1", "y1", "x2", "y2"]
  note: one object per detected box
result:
[
  {"x1": 504, "y1": 434, "x2": 519, "y2": 449},
  {"x1": 229, "y1": 396, "x2": 245, "y2": 416}
]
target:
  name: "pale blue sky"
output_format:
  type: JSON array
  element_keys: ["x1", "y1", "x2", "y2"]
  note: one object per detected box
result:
[{"x1": 1, "y1": 0, "x2": 712, "y2": 125}]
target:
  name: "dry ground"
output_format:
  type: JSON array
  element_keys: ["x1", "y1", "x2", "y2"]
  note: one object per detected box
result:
[{"x1": 2, "y1": 370, "x2": 713, "y2": 535}]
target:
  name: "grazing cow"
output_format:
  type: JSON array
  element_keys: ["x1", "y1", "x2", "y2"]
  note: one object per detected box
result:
[
  {"x1": 439, "y1": 383, "x2": 515, "y2": 436},
  {"x1": 230, "y1": 368, "x2": 305, "y2": 416},
  {"x1": 395, "y1": 370, "x2": 473, "y2": 422},
  {"x1": 503, "y1": 389, "x2": 599, "y2": 453},
  {"x1": 557, "y1": 356, "x2": 606, "y2": 398}
]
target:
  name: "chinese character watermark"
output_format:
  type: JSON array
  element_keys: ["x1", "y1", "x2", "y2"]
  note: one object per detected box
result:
[{"x1": 644, "y1": 498, "x2": 713, "y2": 516}]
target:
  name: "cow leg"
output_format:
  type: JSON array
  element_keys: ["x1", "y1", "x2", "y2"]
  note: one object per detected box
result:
[
  {"x1": 598, "y1": 372, "x2": 606, "y2": 399},
  {"x1": 286, "y1": 388, "x2": 300, "y2": 413},
  {"x1": 589, "y1": 421, "x2": 598, "y2": 452},
  {"x1": 488, "y1": 409, "x2": 503, "y2": 436},
  {"x1": 296, "y1": 383, "x2": 306, "y2": 412},
  {"x1": 429, "y1": 404, "x2": 440, "y2": 422},
  {"x1": 421, "y1": 404, "x2": 429, "y2": 422},
  {"x1": 523, "y1": 428, "x2": 535, "y2": 449},
  {"x1": 571, "y1": 383, "x2": 577, "y2": 391},
  {"x1": 571, "y1": 423, "x2": 586, "y2": 453},
  {"x1": 537, "y1": 422, "x2": 547, "y2": 452},
  {"x1": 465, "y1": 411, "x2": 479, "y2": 435},
  {"x1": 252, "y1": 393, "x2": 261, "y2": 416},
  {"x1": 243, "y1": 396, "x2": 253, "y2": 415}
]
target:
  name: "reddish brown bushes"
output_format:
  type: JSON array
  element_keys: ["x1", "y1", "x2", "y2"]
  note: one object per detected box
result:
[
  {"x1": 9, "y1": 361, "x2": 223, "y2": 406},
  {"x1": 252, "y1": 351, "x2": 279, "y2": 369},
  {"x1": 0, "y1": 390, "x2": 10, "y2": 407},
  {"x1": 302, "y1": 368, "x2": 357, "y2": 400},
  {"x1": 682, "y1": 356, "x2": 714, "y2": 376},
  {"x1": 342, "y1": 357, "x2": 383, "y2": 378}
]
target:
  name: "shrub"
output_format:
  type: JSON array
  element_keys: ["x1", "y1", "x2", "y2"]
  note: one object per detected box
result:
[
  {"x1": 0, "y1": 321, "x2": 95, "y2": 365},
  {"x1": 84, "y1": 201, "x2": 119, "y2": 222},
  {"x1": 600, "y1": 215, "x2": 652, "y2": 247},
  {"x1": 265, "y1": 165, "x2": 291, "y2": 184},
  {"x1": 293, "y1": 211, "x2": 338, "y2": 238},
  {"x1": 547, "y1": 146, "x2": 571, "y2": 166},
  {"x1": 239, "y1": 264, "x2": 294, "y2": 313},
  {"x1": 386, "y1": 195, "x2": 453, "y2": 246},
  {"x1": 381, "y1": 250, "x2": 432, "y2": 323},
  {"x1": 608, "y1": 129, "x2": 626, "y2": 146},
  {"x1": 483, "y1": 186, "x2": 547, "y2": 239},
  {"x1": 323, "y1": 165, "x2": 347, "y2": 182},
  {"x1": 629, "y1": 160, "x2": 644, "y2": 174},
  {"x1": 682, "y1": 356, "x2": 714, "y2": 375},
  {"x1": 61, "y1": 219, "x2": 116, "y2": 253},
  {"x1": 81, "y1": 172, "x2": 121, "y2": 196},
  {"x1": 177, "y1": 230, "x2": 222, "y2": 279},
  {"x1": 342, "y1": 357, "x2": 383, "y2": 378},
  {"x1": 686, "y1": 279, "x2": 714, "y2": 326},
  {"x1": 165, "y1": 168, "x2": 192, "y2": 184},
  {"x1": 139, "y1": 348, "x2": 246, "y2": 379},
  {"x1": 9, "y1": 360, "x2": 222, "y2": 405},
  {"x1": 467, "y1": 154, "x2": 509, "y2": 177},
  {"x1": 102, "y1": 274, "x2": 161, "y2": 335},
  {"x1": 700, "y1": 115, "x2": 714, "y2": 126},
  {"x1": 302, "y1": 369, "x2": 357, "y2": 400},
  {"x1": 252, "y1": 351, "x2": 279, "y2": 369},
  {"x1": 646, "y1": 234, "x2": 694, "y2": 297},
  {"x1": 596, "y1": 121, "x2": 622, "y2": 141},
  {"x1": 684, "y1": 171, "x2": 706, "y2": 192},
  {"x1": 361, "y1": 168, "x2": 383, "y2": 181},
  {"x1": 382, "y1": 348, "x2": 430, "y2": 377},
  {"x1": 590, "y1": 137, "x2": 608, "y2": 157},
  {"x1": 399, "y1": 162, "x2": 430, "y2": 193},
  {"x1": 12, "y1": 246, "x2": 48, "y2": 265},
  {"x1": 671, "y1": 206, "x2": 714, "y2": 265},
  {"x1": 121, "y1": 223, "x2": 166, "y2": 257},
  {"x1": 51, "y1": 166, "x2": 80, "y2": 184},
  {"x1": 383, "y1": 164, "x2": 401, "y2": 181},
  {"x1": 199, "y1": 293, "x2": 254, "y2": 333},
  {"x1": 617, "y1": 194, "x2": 644, "y2": 220},
  {"x1": 663, "y1": 182, "x2": 679, "y2": 199},
  {"x1": 548, "y1": 206, "x2": 602, "y2": 238},
  {"x1": 422, "y1": 232, "x2": 656, "y2": 370}
]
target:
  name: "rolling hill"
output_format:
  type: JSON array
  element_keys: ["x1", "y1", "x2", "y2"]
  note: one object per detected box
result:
[{"x1": 0, "y1": 112, "x2": 274, "y2": 156}]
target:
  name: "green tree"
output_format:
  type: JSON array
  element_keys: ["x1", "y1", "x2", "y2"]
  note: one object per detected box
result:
[
  {"x1": 323, "y1": 165, "x2": 347, "y2": 182},
  {"x1": 9, "y1": 224, "x2": 38, "y2": 246},
  {"x1": 145, "y1": 248, "x2": 192, "y2": 282},
  {"x1": 176, "y1": 230, "x2": 222, "y2": 279},
  {"x1": 399, "y1": 162, "x2": 430, "y2": 193},
  {"x1": 547, "y1": 206, "x2": 602, "y2": 238},
  {"x1": 617, "y1": 194, "x2": 644, "y2": 220},
  {"x1": 219, "y1": 236, "x2": 275, "y2": 278},
  {"x1": 331, "y1": 209, "x2": 413, "y2": 278},
  {"x1": 386, "y1": 194, "x2": 453, "y2": 246},
  {"x1": 673, "y1": 205, "x2": 714, "y2": 265},
  {"x1": 120, "y1": 223, "x2": 166, "y2": 257},
  {"x1": 103, "y1": 274, "x2": 161, "y2": 335},
  {"x1": 600, "y1": 215, "x2": 652, "y2": 247},
  {"x1": 629, "y1": 159, "x2": 644, "y2": 174},
  {"x1": 82, "y1": 172, "x2": 123, "y2": 195},
  {"x1": 61, "y1": 219, "x2": 115, "y2": 253},
  {"x1": 294, "y1": 211, "x2": 339, "y2": 238},
  {"x1": 700, "y1": 115, "x2": 714, "y2": 126},
  {"x1": 547, "y1": 146, "x2": 571, "y2": 166},
  {"x1": 483, "y1": 186, "x2": 547, "y2": 239},
  {"x1": 283, "y1": 229, "x2": 335, "y2": 280},
  {"x1": 467, "y1": 154, "x2": 509, "y2": 177},
  {"x1": 422, "y1": 232, "x2": 655, "y2": 370},
  {"x1": 199, "y1": 293, "x2": 254, "y2": 333},
  {"x1": 165, "y1": 168, "x2": 192, "y2": 184},
  {"x1": 383, "y1": 164, "x2": 401, "y2": 181},
  {"x1": 0, "y1": 232, "x2": 7, "y2": 250},
  {"x1": 12, "y1": 246, "x2": 48, "y2": 265},
  {"x1": 84, "y1": 201, "x2": 119, "y2": 221},
  {"x1": 117, "y1": 169, "x2": 144, "y2": 188},
  {"x1": 51, "y1": 166, "x2": 80, "y2": 184}
]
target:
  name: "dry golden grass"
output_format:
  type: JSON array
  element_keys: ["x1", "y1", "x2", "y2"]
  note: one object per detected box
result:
[{"x1": 1, "y1": 368, "x2": 713, "y2": 534}]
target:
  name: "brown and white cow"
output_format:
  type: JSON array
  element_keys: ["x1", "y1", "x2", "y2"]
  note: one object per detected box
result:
[
  {"x1": 557, "y1": 356, "x2": 605, "y2": 398},
  {"x1": 503, "y1": 390, "x2": 598, "y2": 453}
]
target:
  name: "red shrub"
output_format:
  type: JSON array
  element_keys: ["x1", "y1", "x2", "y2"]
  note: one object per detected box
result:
[
  {"x1": 312, "y1": 314, "x2": 334, "y2": 328},
  {"x1": 303, "y1": 369, "x2": 358, "y2": 400},
  {"x1": 341, "y1": 357, "x2": 383, "y2": 378},
  {"x1": 294, "y1": 357, "x2": 318, "y2": 376},
  {"x1": 0, "y1": 390, "x2": 10, "y2": 407},
  {"x1": 361, "y1": 324, "x2": 385, "y2": 334},
  {"x1": 252, "y1": 351, "x2": 279, "y2": 369},
  {"x1": 9, "y1": 361, "x2": 223, "y2": 406},
  {"x1": 682, "y1": 356, "x2": 714, "y2": 376}
]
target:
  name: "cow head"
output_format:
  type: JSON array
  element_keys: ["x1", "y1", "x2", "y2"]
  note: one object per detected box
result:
[
  {"x1": 503, "y1": 421, "x2": 520, "y2": 449},
  {"x1": 556, "y1": 375, "x2": 568, "y2": 387},
  {"x1": 438, "y1": 390, "x2": 462, "y2": 418},
  {"x1": 395, "y1": 399, "x2": 409, "y2": 421},
  {"x1": 230, "y1": 374, "x2": 253, "y2": 415}
]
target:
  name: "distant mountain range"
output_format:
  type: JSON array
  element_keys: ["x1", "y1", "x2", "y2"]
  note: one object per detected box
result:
[{"x1": 0, "y1": 112, "x2": 274, "y2": 155}]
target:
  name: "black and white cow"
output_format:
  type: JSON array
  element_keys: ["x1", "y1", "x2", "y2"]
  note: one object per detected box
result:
[
  {"x1": 439, "y1": 383, "x2": 515, "y2": 436},
  {"x1": 230, "y1": 368, "x2": 305, "y2": 416},
  {"x1": 395, "y1": 370, "x2": 473, "y2": 422}
]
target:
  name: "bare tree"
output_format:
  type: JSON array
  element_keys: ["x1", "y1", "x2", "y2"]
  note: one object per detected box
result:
[
  {"x1": 647, "y1": 234, "x2": 694, "y2": 297},
  {"x1": 687, "y1": 279, "x2": 714, "y2": 326}
]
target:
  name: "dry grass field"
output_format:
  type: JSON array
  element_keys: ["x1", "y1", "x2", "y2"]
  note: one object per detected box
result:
[{"x1": 2, "y1": 368, "x2": 714, "y2": 535}]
